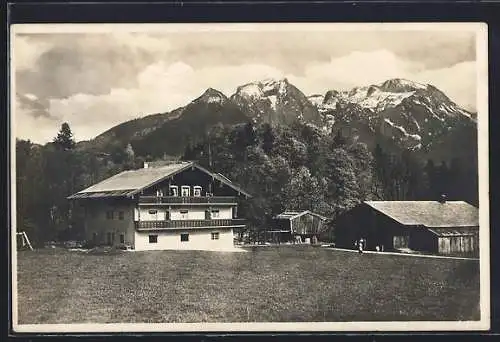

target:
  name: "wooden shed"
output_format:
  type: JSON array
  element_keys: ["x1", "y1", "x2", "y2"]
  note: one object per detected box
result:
[
  {"x1": 335, "y1": 200, "x2": 479, "y2": 256},
  {"x1": 270, "y1": 211, "x2": 329, "y2": 243}
]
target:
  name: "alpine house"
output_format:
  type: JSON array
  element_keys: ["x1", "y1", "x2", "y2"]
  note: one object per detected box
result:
[{"x1": 67, "y1": 161, "x2": 251, "y2": 251}]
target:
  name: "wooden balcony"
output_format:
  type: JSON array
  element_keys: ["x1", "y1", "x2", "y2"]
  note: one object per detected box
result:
[
  {"x1": 135, "y1": 218, "x2": 247, "y2": 231},
  {"x1": 138, "y1": 196, "x2": 238, "y2": 205}
]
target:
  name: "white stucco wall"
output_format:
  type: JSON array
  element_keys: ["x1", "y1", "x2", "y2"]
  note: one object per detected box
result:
[
  {"x1": 170, "y1": 207, "x2": 205, "y2": 220},
  {"x1": 137, "y1": 206, "x2": 233, "y2": 220},
  {"x1": 210, "y1": 207, "x2": 233, "y2": 219},
  {"x1": 138, "y1": 208, "x2": 168, "y2": 221},
  {"x1": 134, "y1": 228, "x2": 234, "y2": 251}
]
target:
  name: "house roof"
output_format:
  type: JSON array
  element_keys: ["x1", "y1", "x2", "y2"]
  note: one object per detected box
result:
[
  {"x1": 364, "y1": 201, "x2": 479, "y2": 228},
  {"x1": 68, "y1": 161, "x2": 251, "y2": 199},
  {"x1": 273, "y1": 210, "x2": 329, "y2": 221}
]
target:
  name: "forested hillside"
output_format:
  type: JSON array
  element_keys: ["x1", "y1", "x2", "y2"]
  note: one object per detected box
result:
[{"x1": 16, "y1": 119, "x2": 478, "y2": 246}]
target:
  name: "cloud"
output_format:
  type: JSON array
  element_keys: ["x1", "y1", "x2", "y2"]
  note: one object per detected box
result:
[
  {"x1": 288, "y1": 49, "x2": 424, "y2": 92},
  {"x1": 13, "y1": 36, "x2": 52, "y2": 70},
  {"x1": 287, "y1": 49, "x2": 477, "y2": 112},
  {"x1": 414, "y1": 61, "x2": 477, "y2": 112},
  {"x1": 15, "y1": 52, "x2": 477, "y2": 143},
  {"x1": 15, "y1": 33, "x2": 173, "y2": 101},
  {"x1": 13, "y1": 32, "x2": 478, "y2": 143},
  {"x1": 19, "y1": 62, "x2": 284, "y2": 142},
  {"x1": 14, "y1": 95, "x2": 60, "y2": 144},
  {"x1": 16, "y1": 93, "x2": 51, "y2": 119}
]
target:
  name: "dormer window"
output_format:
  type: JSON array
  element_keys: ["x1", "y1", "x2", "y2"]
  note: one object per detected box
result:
[
  {"x1": 193, "y1": 186, "x2": 202, "y2": 197},
  {"x1": 170, "y1": 185, "x2": 178, "y2": 197},
  {"x1": 181, "y1": 186, "x2": 191, "y2": 197}
]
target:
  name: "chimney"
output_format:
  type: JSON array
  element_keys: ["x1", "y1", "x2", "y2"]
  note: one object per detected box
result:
[
  {"x1": 438, "y1": 194, "x2": 447, "y2": 203},
  {"x1": 143, "y1": 162, "x2": 149, "y2": 169}
]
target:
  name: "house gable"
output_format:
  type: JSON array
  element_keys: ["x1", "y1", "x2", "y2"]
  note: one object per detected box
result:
[
  {"x1": 138, "y1": 166, "x2": 248, "y2": 198},
  {"x1": 68, "y1": 162, "x2": 251, "y2": 200}
]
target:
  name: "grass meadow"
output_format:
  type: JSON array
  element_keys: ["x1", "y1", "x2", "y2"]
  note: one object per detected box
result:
[{"x1": 16, "y1": 246, "x2": 480, "y2": 324}]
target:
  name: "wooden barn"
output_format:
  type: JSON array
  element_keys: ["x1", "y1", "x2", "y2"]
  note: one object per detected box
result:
[
  {"x1": 269, "y1": 211, "x2": 329, "y2": 244},
  {"x1": 335, "y1": 200, "x2": 479, "y2": 256}
]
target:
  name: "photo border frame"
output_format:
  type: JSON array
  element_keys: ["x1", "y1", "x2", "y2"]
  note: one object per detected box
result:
[{"x1": 4, "y1": 0, "x2": 500, "y2": 339}]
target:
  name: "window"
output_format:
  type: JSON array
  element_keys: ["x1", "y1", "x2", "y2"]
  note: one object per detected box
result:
[
  {"x1": 120, "y1": 234, "x2": 125, "y2": 244},
  {"x1": 106, "y1": 211, "x2": 114, "y2": 220},
  {"x1": 180, "y1": 233, "x2": 189, "y2": 242},
  {"x1": 118, "y1": 211, "x2": 124, "y2": 220},
  {"x1": 180, "y1": 209, "x2": 188, "y2": 219},
  {"x1": 170, "y1": 186, "x2": 179, "y2": 197},
  {"x1": 156, "y1": 189, "x2": 163, "y2": 197},
  {"x1": 149, "y1": 235, "x2": 158, "y2": 243},
  {"x1": 193, "y1": 186, "x2": 202, "y2": 197},
  {"x1": 148, "y1": 209, "x2": 158, "y2": 215},
  {"x1": 211, "y1": 209, "x2": 220, "y2": 218},
  {"x1": 211, "y1": 232, "x2": 220, "y2": 240},
  {"x1": 181, "y1": 186, "x2": 191, "y2": 197}
]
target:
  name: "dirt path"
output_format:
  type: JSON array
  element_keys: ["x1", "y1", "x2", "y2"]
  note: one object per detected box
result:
[{"x1": 330, "y1": 247, "x2": 479, "y2": 261}]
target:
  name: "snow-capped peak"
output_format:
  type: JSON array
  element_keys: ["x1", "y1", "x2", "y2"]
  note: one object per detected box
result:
[
  {"x1": 320, "y1": 84, "x2": 416, "y2": 112},
  {"x1": 236, "y1": 83, "x2": 264, "y2": 100},
  {"x1": 235, "y1": 78, "x2": 289, "y2": 101},
  {"x1": 259, "y1": 78, "x2": 288, "y2": 96},
  {"x1": 312, "y1": 78, "x2": 475, "y2": 120},
  {"x1": 195, "y1": 88, "x2": 227, "y2": 104},
  {"x1": 308, "y1": 94, "x2": 325, "y2": 107},
  {"x1": 379, "y1": 78, "x2": 428, "y2": 93}
]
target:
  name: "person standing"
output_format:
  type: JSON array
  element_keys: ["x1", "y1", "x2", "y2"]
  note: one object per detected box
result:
[{"x1": 358, "y1": 238, "x2": 364, "y2": 254}]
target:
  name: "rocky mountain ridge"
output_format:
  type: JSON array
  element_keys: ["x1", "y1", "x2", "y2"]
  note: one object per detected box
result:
[{"x1": 78, "y1": 77, "x2": 477, "y2": 162}]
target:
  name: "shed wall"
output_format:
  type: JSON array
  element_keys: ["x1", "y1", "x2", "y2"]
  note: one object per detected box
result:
[
  {"x1": 408, "y1": 227, "x2": 438, "y2": 252},
  {"x1": 335, "y1": 204, "x2": 409, "y2": 251},
  {"x1": 292, "y1": 214, "x2": 324, "y2": 235},
  {"x1": 335, "y1": 203, "x2": 479, "y2": 255},
  {"x1": 437, "y1": 233, "x2": 478, "y2": 254}
]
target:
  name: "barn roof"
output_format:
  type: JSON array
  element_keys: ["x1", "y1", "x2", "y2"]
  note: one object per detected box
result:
[
  {"x1": 364, "y1": 201, "x2": 479, "y2": 228},
  {"x1": 427, "y1": 227, "x2": 478, "y2": 237},
  {"x1": 68, "y1": 161, "x2": 251, "y2": 199},
  {"x1": 274, "y1": 210, "x2": 329, "y2": 221}
]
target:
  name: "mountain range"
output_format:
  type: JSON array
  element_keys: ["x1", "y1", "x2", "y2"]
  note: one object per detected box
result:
[{"x1": 77, "y1": 77, "x2": 477, "y2": 163}]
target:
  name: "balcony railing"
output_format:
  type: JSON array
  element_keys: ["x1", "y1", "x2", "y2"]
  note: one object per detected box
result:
[
  {"x1": 135, "y1": 218, "x2": 247, "y2": 231},
  {"x1": 139, "y1": 196, "x2": 238, "y2": 205}
]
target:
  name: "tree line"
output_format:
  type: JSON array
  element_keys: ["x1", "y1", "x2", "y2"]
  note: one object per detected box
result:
[{"x1": 15, "y1": 121, "x2": 478, "y2": 246}]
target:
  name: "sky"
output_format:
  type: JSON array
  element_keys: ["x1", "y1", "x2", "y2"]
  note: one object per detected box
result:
[{"x1": 13, "y1": 25, "x2": 480, "y2": 144}]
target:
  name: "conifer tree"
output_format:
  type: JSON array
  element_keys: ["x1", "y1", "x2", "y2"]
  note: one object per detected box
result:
[{"x1": 53, "y1": 122, "x2": 76, "y2": 150}]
